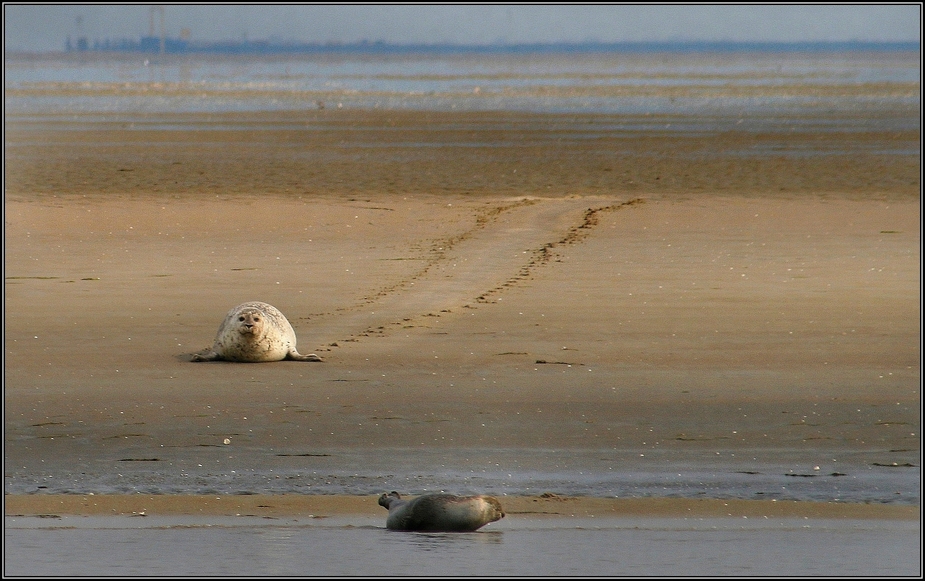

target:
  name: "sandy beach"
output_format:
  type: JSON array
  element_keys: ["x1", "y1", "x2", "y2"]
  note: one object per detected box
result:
[{"x1": 4, "y1": 107, "x2": 921, "y2": 523}]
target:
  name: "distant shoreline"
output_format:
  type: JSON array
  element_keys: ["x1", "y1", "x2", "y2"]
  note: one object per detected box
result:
[{"x1": 6, "y1": 40, "x2": 920, "y2": 58}]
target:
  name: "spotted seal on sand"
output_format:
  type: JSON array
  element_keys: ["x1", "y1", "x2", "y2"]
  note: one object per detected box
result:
[
  {"x1": 377, "y1": 491, "x2": 505, "y2": 532},
  {"x1": 191, "y1": 301, "x2": 323, "y2": 362}
]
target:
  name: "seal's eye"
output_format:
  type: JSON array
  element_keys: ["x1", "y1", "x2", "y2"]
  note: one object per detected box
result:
[
  {"x1": 239, "y1": 316, "x2": 245, "y2": 321},
  {"x1": 253, "y1": 317, "x2": 260, "y2": 321}
]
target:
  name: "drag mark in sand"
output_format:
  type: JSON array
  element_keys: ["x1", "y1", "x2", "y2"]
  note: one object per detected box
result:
[
  {"x1": 306, "y1": 197, "x2": 645, "y2": 353},
  {"x1": 358, "y1": 197, "x2": 541, "y2": 306},
  {"x1": 474, "y1": 197, "x2": 644, "y2": 304},
  {"x1": 300, "y1": 198, "x2": 540, "y2": 346}
]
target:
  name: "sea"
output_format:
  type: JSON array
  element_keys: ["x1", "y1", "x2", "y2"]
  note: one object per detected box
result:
[
  {"x1": 5, "y1": 514, "x2": 920, "y2": 576},
  {"x1": 4, "y1": 43, "x2": 920, "y2": 120},
  {"x1": 4, "y1": 45, "x2": 921, "y2": 576}
]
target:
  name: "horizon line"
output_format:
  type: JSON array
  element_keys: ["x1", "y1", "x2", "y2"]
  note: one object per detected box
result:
[{"x1": 7, "y1": 39, "x2": 921, "y2": 56}]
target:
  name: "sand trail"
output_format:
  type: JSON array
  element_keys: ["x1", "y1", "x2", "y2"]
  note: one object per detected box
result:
[{"x1": 300, "y1": 197, "x2": 644, "y2": 354}]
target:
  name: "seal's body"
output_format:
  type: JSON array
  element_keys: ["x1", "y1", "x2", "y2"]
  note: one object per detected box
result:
[
  {"x1": 378, "y1": 492, "x2": 504, "y2": 532},
  {"x1": 192, "y1": 301, "x2": 322, "y2": 362}
]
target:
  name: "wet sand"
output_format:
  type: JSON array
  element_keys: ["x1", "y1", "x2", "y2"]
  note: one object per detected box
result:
[
  {"x1": 4, "y1": 493, "x2": 918, "y2": 520},
  {"x1": 4, "y1": 109, "x2": 921, "y2": 518}
]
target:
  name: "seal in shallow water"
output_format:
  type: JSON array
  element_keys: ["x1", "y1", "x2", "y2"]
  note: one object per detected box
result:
[
  {"x1": 191, "y1": 301, "x2": 323, "y2": 362},
  {"x1": 377, "y1": 491, "x2": 505, "y2": 532}
]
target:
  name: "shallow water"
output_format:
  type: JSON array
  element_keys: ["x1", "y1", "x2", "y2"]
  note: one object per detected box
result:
[
  {"x1": 5, "y1": 50, "x2": 919, "y2": 118},
  {"x1": 4, "y1": 514, "x2": 919, "y2": 576},
  {"x1": 4, "y1": 446, "x2": 919, "y2": 505}
]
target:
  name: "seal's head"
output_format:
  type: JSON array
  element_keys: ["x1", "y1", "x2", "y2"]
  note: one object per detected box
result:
[
  {"x1": 482, "y1": 495, "x2": 505, "y2": 521},
  {"x1": 233, "y1": 307, "x2": 265, "y2": 337},
  {"x1": 378, "y1": 491, "x2": 402, "y2": 509}
]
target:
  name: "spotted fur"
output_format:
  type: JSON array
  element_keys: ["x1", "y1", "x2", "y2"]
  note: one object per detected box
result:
[{"x1": 192, "y1": 301, "x2": 322, "y2": 362}]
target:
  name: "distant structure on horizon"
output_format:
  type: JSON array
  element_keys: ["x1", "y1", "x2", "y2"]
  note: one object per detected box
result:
[
  {"x1": 53, "y1": 5, "x2": 918, "y2": 57},
  {"x1": 66, "y1": 34, "x2": 417, "y2": 55},
  {"x1": 62, "y1": 35, "x2": 918, "y2": 56}
]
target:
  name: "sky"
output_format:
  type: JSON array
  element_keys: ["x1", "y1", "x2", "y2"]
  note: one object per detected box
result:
[{"x1": 3, "y1": 4, "x2": 922, "y2": 53}]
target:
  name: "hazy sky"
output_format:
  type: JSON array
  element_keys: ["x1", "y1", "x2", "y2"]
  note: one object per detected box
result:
[{"x1": 4, "y1": 4, "x2": 922, "y2": 53}]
